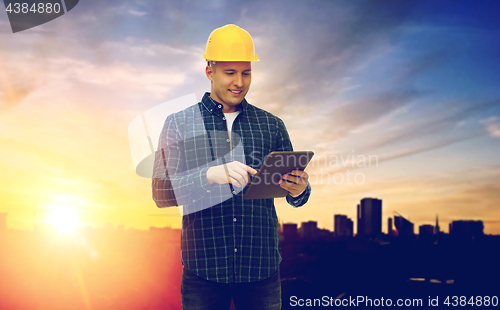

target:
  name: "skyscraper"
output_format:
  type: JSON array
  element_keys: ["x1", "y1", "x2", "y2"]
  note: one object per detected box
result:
[
  {"x1": 394, "y1": 213, "x2": 414, "y2": 236},
  {"x1": 419, "y1": 224, "x2": 434, "y2": 236},
  {"x1": 357, "y1": 198, "x2": 382, "y2": 237},
  {"x1": 300, "y1": 221, "x2": 318, "y2": 240},
  {"x1": 334, "y1": 215, "x2": 353, "y2": 238},
  {"x1": 450, "y1": 220, "x2": 484, "y2": 238}
]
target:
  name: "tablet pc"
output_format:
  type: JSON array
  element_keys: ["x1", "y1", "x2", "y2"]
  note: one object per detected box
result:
[{"x1": 243, "y1": 151, "x2": 314, "y2": 200}]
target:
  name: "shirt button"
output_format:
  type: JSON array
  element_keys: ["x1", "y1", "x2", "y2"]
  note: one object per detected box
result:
[
  {"x1": 192, "y1": 200, "x2": 196, "y2": 203},
  {"x1": 218, "y1": 105, "x2": 222, "y2": 108},
  {"x1": 234, "y1": 248, "x2": 238, "y2": 253},
  {"x1": 207, "y1": 190, "x2": 210, "y2": 193},
  {"x1": 233, "y1": 218, "x2": 237, "y2": 222},
  {"x1": 232, "y1": 191, "x2": 236, "y2": 195},
  {"x1": 226, "y1": 139, "x2": 230, "y2": 142},
  {"x1": 222, "y1": 117, "x2": 226, "y2": 120}
]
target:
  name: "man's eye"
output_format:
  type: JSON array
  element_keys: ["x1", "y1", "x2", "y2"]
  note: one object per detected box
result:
[{"x1": 243, "y1": 72, "x2": 251, "y2": 76}]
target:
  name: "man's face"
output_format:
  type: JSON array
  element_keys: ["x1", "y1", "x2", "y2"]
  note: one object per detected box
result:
[{"x1": 206, "y1": 61, "x2": 251, "y2": 112}]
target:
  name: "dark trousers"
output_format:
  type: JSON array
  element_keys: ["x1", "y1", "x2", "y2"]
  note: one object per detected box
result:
[{"x1": 181, "y1": 267, "x2": 281, "y2": 310}]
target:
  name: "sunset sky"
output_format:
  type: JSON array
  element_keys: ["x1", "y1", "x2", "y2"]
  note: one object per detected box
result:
[{"x1": 1, "y1": 0, "x2": 499, "y2": 234}]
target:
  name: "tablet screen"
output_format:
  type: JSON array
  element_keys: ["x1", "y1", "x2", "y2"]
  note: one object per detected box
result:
[{"x1": 243, "y1": 151, "x2": 314, "y2": 199}]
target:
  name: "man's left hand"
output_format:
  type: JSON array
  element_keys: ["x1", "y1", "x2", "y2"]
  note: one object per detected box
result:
[{"x1": 279, "y1": 170, "x2": 309, "y2": 197}]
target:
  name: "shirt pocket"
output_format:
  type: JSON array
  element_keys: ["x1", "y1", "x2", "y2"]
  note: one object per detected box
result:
[{"x1": 243, "y1": 130, "x2": 273, "y2": 168}]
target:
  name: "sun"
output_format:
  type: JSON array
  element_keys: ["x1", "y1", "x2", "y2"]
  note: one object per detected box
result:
[{"x1": 45, "y1": 206, "x2": 80, "y2": 233}]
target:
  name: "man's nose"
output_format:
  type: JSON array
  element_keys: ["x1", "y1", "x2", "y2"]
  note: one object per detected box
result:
[{"x1": 233, "y1": 74, "x2": 243, "y2": 87}]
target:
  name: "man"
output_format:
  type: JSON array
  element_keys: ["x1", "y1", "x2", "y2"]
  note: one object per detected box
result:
[{"x1": 152, "y1": 24, "x2": 311, "y2": 310}]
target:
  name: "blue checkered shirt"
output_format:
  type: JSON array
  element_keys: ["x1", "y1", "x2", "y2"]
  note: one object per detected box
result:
[{"x1": 152, "y1": 92, "x2": 311, "y2": 283}]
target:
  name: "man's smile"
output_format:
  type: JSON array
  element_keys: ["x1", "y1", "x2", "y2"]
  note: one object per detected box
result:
[{"x1": 229, "y1": 89, "x2": 243, "y2": 95}]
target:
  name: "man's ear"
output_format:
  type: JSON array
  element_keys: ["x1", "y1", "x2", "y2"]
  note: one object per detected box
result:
[{"x1": 206, "y1": 65, "x2": 214, "y2": 81}]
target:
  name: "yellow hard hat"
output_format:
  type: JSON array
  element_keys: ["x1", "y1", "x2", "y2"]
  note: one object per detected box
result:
[{"x1": 203, "y1": 24, "x2": 259, "y2": 62}]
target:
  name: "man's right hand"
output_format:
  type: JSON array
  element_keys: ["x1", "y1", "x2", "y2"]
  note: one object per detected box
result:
[{"x1": 207, "y1": 161, "x2": 258, "y2": 188}]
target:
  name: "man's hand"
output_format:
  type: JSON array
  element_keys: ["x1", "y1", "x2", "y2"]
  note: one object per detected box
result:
[
  {"x1": 279, "y1": 170, "x2": 309, "y2": 197},
  {"x1": 207, "y1": 161, "x2": 258, "y2": 188}
]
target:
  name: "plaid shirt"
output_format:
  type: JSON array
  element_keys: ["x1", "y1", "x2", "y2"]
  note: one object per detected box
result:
[{"x1": 152, "y1": 92, "x2": 311, "y2": 283}]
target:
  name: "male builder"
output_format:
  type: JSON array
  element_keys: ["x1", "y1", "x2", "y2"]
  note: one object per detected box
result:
[{"x1": 152, "y1": 24, "x2": 311, "y2": 310}]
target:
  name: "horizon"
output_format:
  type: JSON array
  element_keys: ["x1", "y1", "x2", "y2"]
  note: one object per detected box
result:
[{"x1": 1, "y1": 197, "x2": 494, "y2": 236}]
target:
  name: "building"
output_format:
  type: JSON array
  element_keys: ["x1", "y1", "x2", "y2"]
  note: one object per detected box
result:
[
  {"x1": 419, "y1": 224, "x2": 434, "y2": 237},
  {"x1": 317, "y1": 228, "x2": 334, "y2": 240},
  {"x1": 394, "y1": 213, "x2": 414, "y2": 236},
  {"x1": 334, "y1": 215, "x2": 353, "y2": 238},
  {"x1": 388, "y1": 218, "x2": 393, "y2": 236},
  {"x1": 300, "y1": 221, "x2": 318, "y2": 240},
  {"x1": 450, "y1": 220, "x2": 484, "y2": 238},
  {"x1": 357, "y1": 198, "x2": 382, "y2": 237}
]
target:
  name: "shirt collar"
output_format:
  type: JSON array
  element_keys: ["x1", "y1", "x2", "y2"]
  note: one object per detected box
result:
[{"x1": 201, "y1": 92, "x2": 248, "y2": 115}]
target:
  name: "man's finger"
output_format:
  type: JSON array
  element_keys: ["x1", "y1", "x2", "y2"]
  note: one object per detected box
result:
[
  {"x1": 232, "y1": 165, "x2": 250, "y2": 185},
  {"x1": 290, "y1": 170, "x2": 307, "y2": 177},
  {"x1": 283, "y1": 173, "x2": 304, "y2": 181},
  {"x1": 234, "y1": 161, "x2": 257, "y2": 175},
  {"x1": 247, "y1": 166, "x2": 258, "y2": 175},
  {"x1": 279, "y1": 179, "x2": 297, "y2": 190},
  {"x1": 231, "y1": 162, "x2": 256, "y2": 185},
  {"x1": 230, "y1": 168, "x2": 249, "y2": 188},
  {"x1": 282, "y1": 174, "x2": 299, "y2": 184}
]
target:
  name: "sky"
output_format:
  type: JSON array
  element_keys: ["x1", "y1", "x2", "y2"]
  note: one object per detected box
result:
[{"x1": 1, "y1": 0, "x2": 500, "y2": 234}]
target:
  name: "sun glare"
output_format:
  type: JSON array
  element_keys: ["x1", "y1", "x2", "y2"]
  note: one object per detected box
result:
[{"x1": 46, "y1": 207, "x2": 80, "y2": 233}]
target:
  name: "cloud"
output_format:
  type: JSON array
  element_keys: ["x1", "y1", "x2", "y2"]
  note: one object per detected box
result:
[
  {"x1": 395, "y1": 48, "x2": 452, "y2": 84},
  {"x1": 128, "y1": 10, "x2": 147, "y2": 17},
  {"x1": 374, "y1": 133, "x2": 483, "y2": 165},
  {"x1": 303, "y1": 97, "x2": 499, "y2": 174},
  {"x1": 49, "y1": 57, "x2": 186, "y2": 98},
  {"x1": 0, "y1": 85, "x2": 33, "y2": 111},
  {"x1": 242, "y1": 1, "x2": 420, "y2": 110},
  {"x1": 359, "y1": 97, "x2": 500, "y2": 153},
  {"x1": 0, "y1": 34, "x2": 208, "y2": 115},
  {"x1": 322, "y1": 88, "x2": 424, "y2": 141},
  {"x1": 0, "y1": 60, "x2": 37, "y2": 111},
  {"x1": 481, "y1": 116, "x2": 500, "y2": 138}
]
